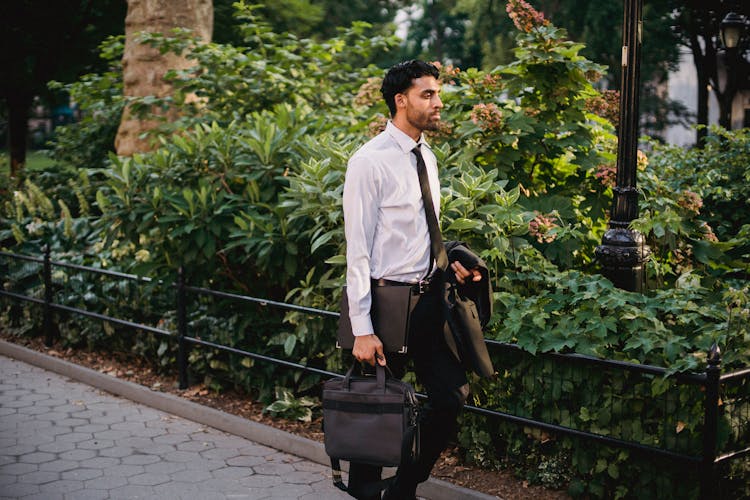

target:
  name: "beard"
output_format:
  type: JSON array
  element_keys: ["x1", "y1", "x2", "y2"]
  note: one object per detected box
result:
[{"x1": 407, "y1": 108, "x2": 441, "y2": 132}]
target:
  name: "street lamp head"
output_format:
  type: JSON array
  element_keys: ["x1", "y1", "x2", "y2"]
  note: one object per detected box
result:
[{"x1": 720, "y1": 11, "x2": 747, "y2": 49}]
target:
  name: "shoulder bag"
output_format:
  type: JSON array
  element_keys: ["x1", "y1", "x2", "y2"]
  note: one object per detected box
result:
[{"x1": 323, "y1": 363, "x2": 420, "y2": 495}]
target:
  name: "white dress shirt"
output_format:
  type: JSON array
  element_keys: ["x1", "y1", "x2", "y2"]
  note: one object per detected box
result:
[{"x1": 343, "y1": 121, "x2": 440, "y2": 336}]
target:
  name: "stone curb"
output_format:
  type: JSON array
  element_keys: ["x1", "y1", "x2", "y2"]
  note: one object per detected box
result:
[{"x1": 0, "y1": 340, "x2": 498, "y2": 500}]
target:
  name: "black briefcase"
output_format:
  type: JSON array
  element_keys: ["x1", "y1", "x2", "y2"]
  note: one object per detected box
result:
[
  {"x1": 337, "y1": 285, "x2": 418, "y2": 353},
  {"x1": 323, "y1": 364, "x2": 420, "y2": 494}
]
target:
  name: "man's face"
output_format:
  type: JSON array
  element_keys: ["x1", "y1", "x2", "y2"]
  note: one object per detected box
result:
[{"x1": 398, "y1": 75, "x2": 443, "y2": 132}]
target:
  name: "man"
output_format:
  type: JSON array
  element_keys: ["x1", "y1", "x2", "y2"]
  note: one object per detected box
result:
[{"x1": 343, "y1": 60, "x2": 482, "y2": 500}]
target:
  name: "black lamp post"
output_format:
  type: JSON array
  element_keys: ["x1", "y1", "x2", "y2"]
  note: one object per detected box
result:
[
  {"x1": 719, "y1": 11, "x2": 748, "y2": 129},
  {"x1": 595, "y1": 0, "x2": 650, "y2": 292}
]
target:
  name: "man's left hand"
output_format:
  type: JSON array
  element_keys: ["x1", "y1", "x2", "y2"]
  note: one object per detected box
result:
[{"x1": 451, "y1": 261, "x2": 482, "y2": 285}]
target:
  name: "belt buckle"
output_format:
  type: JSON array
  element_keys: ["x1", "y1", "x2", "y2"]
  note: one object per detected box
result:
[{"x1": 417, "y1": 279, "x2": 430, "y2": 294}]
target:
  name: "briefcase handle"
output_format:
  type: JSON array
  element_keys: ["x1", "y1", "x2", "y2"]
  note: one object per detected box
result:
[{"x1": 342, "y1": 363, "x2": 393, "y2": 392}]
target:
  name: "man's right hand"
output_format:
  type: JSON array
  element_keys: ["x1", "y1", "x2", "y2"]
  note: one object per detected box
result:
[{"x1": 352, "y1": 334, "x2": 386, "y2": 366}]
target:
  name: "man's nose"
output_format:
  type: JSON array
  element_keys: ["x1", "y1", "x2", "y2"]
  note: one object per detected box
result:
[{"x1": 434, "y1": 95, "x2": 443, "y2": 108}]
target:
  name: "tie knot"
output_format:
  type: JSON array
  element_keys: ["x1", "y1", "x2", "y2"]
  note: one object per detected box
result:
[{"x1": 412, "y1": 145, "x2": 422, "y2": 156}]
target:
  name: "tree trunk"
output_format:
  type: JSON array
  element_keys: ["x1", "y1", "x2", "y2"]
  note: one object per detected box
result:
[
  {"x1": 115, "y1": 0, "x2": 213, "y2": 157},
  {"x1": 7, "y1": 90, "x2": 33, "y2": 180}
]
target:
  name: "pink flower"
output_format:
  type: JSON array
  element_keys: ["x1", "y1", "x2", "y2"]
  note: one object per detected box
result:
[
  {"x1": 594, "y1": 164, "x2": 616, "y2": 188},
  {"x1": 470, "y1": 103, "x2": 503, "y2": 131},
  {"x1": 585, "y1": 90, "x2": 620, "y2": 125},
  {"x1": 698, "y1": 222, "x2": 718, "y2": 242},
  {"x1": 354, "y1": 77, "x2": 382, "y2": 108},
  {"x1": 528, "y1": 211, "x2": 558, "y2": 243},
  {"x1": 367, "y1": 115, "x2": 388, "y2": 136},
  {"x1": 678, "y1": 190, "x2": 703, "y2": 215},
  {"x1": 506, "y1": 0, "x2": 550, "y2": 33}
]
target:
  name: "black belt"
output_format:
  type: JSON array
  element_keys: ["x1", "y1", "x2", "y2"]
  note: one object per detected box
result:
[{"x1": 372, "y1": 277, "x2": 436, "y2": 295}]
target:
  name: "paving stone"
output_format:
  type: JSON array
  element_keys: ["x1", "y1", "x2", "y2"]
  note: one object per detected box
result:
[
  {"x1": 0, "y1": 482, "x2": 41, "y2": 498},
  {"x1": 77, "y1": 438, "x2": 116, "y2": 451},
  {"x1": 17, "y1": 434, "x2": 55, "y2": 447},
  {"x1": 176, "y1": 440, "x2": 214, "y2": 452},
  {"x1": 61, "y1": 468, "x2": 103, "y2": 481},
  {"x1": 18, "y1": 470, "x2": 60, "y2": 484},
  {"x1": 265, "y1": 482, "x2": 314, "y2": 497},
  {"x1": 3, "y1": 444, "x2": 36, "y2": 457},
  {"x1": 163, "y1": 450, "x2": 198, "y2": 463},
  {"x1": 226, "y1": 455, "x2": 266, "y2": 467},
  {"x1": 252, "y1": 462, "x2": 296, "y2": 476},
  {"x1": 213, "y1": 466, "x2": 252, "y2": 480},
  {"x1": 239, "y1": 474, "x2": 285, "y2": 488},
  {"x1": 128, "y1": 472, "x2": 172, "y2": 486},
  {"x1": 17, "y1": 405, "x2": 51, "y2": 416},
  {"x1": 169, "y1": 468, "x2": 213, "y2": 483},
  {"x1": 79, "y1": 456, "x2": 119, "y2": 470},
  {"x1": 38, "y1": 459, "x2": 79, "y2": 473},
  {"x1": 102, "y1": 464, "x2": 144, "y2": 478},
  {"x1": 200, "y1": 447, "x2": 242, "y2": 460},
  {"x1": 21, "y1": 493, "x2": 65, "y2": 500},
  {"x1": 0, "y1": 462, "x2": 38, "y2": 475},
  {"x1": 36, "y1": 440, "x2": 76, "y2": 454},
  {"x1": 148, "y1": 461, "x2": 186, "y2": 475},
  {"x1": 96, "y1": 446, "x2": 133, "y2": 459},
  {"x1": 137, "y1": 442, "x2": 177, "y2": 455},
  {"x1": 91, "y1": 429, "x2": 130, "y2": 440},
  {"x1": 154, "y1": 433, "x2": 191, "y2": 445},
  {"x1": 38, "y1": 479, "x2": 84, "y2": 494},
  {"x1": 18, "y1": 451, "x2": 56, "y2": 465},
  {"x1": 121, "y1": 453, "x2": 161, "y2": 466},
  {"x1": 89, "y1": 415, "x2": 124, "y2": 426},
  {"x1": 58, "y1": 449, "x2": 96, "y2": 461},
  {"x1": 83, "y1": 474, "x2": 129, "y2": 490},
  {"x1": 74, "y1": 424, "x2": 109, "y2": 434},
  {"x1": 63, "y1": 489, "x2": 109, "y2": 500},
  {"x1": 107, "y1": 484, "x2": 156, "y2": 499},
  {"x1": 56, "y1": 432, "x2": 92, "y2": 443}
]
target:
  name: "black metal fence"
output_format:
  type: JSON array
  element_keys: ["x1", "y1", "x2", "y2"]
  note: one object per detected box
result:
[{"x1": 1, "y1": 249, "x2": 748, "y2": 498}]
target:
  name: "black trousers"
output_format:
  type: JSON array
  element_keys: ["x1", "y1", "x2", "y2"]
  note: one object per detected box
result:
[{"x1": 347, "y1": 291, "x2": 469, "y2": 500}]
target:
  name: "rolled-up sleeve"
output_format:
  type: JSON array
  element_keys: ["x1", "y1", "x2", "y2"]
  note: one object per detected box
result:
[{"x1": 343, "y1": 155, "x2": 379, "y2": 336}]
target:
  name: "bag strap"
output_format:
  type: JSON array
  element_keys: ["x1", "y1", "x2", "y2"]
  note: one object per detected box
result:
[
  {"x1": 413, "y1": 145, "x2": 448, "y2": 274},
  {"x1": 330, "y1": 422, "x2": 418, "y2": 497},
  {"x1": 331, "y1": 458, "x2": 396, "y2": 497}
]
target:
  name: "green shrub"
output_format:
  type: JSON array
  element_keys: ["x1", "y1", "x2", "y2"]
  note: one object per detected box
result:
[{"x1": 2, "y1": 3, "x2": 749, "y2": 498}]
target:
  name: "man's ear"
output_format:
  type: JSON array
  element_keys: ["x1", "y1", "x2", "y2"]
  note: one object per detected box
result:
[{"x1": 394, "y1": 92, "x2": 407, "y2": 111}]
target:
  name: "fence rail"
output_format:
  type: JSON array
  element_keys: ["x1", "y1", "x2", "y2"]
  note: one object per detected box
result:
[{"x1": 1, "y1": 249, "x2": 748, "y2": 498}]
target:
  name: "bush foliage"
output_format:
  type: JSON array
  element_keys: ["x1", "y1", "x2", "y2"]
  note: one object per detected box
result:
[{"x1": 2, "y1": 2, "x2": 749, "y2": 498}]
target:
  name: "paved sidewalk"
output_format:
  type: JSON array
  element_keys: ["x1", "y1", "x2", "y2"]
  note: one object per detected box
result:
[
  {"x1": 0, "y1": 342, "x2": 496, "y2": 500},
  {"x1": 0, "y1": 355, "x2": 349, "y2": 500}
]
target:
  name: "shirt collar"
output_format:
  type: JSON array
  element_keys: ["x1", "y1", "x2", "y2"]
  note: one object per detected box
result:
[{"x1": 386, "y1": 121, "x2": 430, "y2": 154}]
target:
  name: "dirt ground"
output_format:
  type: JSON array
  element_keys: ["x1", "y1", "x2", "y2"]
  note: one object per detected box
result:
[{"x1": 1, "y1": 333, "x2": 570, "y2": 500}]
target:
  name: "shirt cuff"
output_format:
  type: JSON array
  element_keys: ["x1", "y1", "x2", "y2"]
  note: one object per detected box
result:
[{"x1": 350, "y1": 314, "x2": 374, "y2": 337}]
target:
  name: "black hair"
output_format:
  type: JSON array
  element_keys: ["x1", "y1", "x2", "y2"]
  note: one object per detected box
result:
[{"x1": 380, "y1": 60, "x2": 440, "y2": 118}]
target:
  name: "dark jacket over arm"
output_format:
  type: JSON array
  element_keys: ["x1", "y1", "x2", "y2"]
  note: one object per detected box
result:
[{"x1": 442, "y1": 241, "x2": 494, "y2": 377}]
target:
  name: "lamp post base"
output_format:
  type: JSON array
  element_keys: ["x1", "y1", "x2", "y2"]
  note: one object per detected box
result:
[{"x1": 595, "y1": 228, "x2": 651, "y2": 292}]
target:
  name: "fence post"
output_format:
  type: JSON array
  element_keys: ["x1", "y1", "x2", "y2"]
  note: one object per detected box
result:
[
  {"x1": 176, "y1": 266, "x2": 189, "y2": 390},
  {"x1": 700, "y1": 343, "x2": 721, "y2": 499},
  {"x1": 42, "y1": 245, "x2": 54, "y2": 347}
]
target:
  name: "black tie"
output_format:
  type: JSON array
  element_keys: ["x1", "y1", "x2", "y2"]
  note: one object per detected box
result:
[{"x1": 413, "y1": 145, "x2": 449, "y2": 273}]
